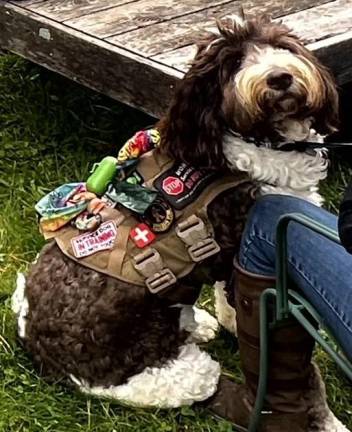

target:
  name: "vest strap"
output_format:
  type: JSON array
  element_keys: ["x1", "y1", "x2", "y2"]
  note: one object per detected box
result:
[
  {"x1": 146, "y1": 269, "x2": 177, "y2": 294},
  {"x1": 175, "y1": 215, "x2": 209, "y2": 245},
  {"x1": 175, "y1": 215, "x2": 220, "y2": 262},
  {"x1": 188, "y1": 238, "x2": 220, "y2": 262},
  {"x1": 133, "y1": 248, "x2": 177, "y2": 294}
]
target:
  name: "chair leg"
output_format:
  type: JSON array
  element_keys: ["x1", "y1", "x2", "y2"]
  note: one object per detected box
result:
[{"x1": 247, "y1": 289, "x2": 273, "y2": 432}]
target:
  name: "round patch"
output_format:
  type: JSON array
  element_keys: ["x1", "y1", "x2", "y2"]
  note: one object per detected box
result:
[{"x1": 143, "y1": 197, "x2": 175, "y2": 233}]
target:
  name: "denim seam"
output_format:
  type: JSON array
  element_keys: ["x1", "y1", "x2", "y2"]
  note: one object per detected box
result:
[
  {"x1": 286, "y1": 255, "x2": 352, "y2": 335},
  {"x1": 241, "y1": 229, "x2": 276, "y2": 272}
]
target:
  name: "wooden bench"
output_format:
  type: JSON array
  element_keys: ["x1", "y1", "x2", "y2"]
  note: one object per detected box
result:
[{"x1": 1, "y1": 0, "x2": 352, "y2": 117}]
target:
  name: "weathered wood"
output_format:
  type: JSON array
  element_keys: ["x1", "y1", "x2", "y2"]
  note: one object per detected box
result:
[
  {"x1": 11, "y1": 0, "x2": 44, "y2": 5},
  {"x1": 242, "y1": 0, "x2": 330, "y2": 17},
  {"x1": 0, "y1": 2, "x2": 183, "y2": 117},
  {"x1": 107, "y1": 4, "x2": 237, "y2": 57},
  {"x1": 153, "y1": 34, "x2": 352, "y2": 83},
  {"x1": 152, "y1": 0, "x2": 352, "y2": 79},
  {"x1": 152, "y1": 45, "x2": 196, "y2": 72},
  {"x1": 107, "y1": 0, "x2": 331, "y2": 58},
  {"x1": 14, "y1": 0, "x2": 140, "y2": 22},
  {"x1": 3, "y1": 0, "x2": 352, "y2": 119},
  {"x1": 63, "y1": 0, "x2": 236, "y2": 39},
  {"x1": 281, "y1": 0, "x2": 352, "y2": 43}
]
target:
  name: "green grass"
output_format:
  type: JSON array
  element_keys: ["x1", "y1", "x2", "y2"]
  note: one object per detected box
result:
[{"x1": 0, "y1": 54, "x2": 351, "y2": 431}]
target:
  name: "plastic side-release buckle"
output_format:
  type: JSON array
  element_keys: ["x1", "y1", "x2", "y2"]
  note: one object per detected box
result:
[
  {"x1": 133, "y1": 248, "x2": 177, "y2": 294},
  {"x1": 146, "y1": 269, "x2": 177, "y2": 294},
  {"x1": 188, "y1": 238, "x2": 220, "y2": 262},
  {"x1": 176, "y1": 215, "x2": 220, "y2": 262},
  {"x1": 175, "y1": 215, "x2": 208, "y2": 245}
]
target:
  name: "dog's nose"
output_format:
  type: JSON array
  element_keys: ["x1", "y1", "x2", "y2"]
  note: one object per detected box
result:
[{"x1": 267, "y1": 71, "x2": 293, "y2": 90}]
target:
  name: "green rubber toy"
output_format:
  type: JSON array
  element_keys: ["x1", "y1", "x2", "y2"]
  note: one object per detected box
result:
[{"x1": 86, "y1": 156, "x2": 117, "y2": 196}]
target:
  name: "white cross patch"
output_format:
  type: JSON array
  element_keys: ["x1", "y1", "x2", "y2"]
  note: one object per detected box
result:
[{"x1": 130, "y1": 223, "x2": 155, "y2": 248}]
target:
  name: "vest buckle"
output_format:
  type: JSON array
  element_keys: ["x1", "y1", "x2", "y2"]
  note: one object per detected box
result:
[
  {"x1": 146, "y1": 269, "x2": 177, "y2": 294},
  {"x1": 188, "y1": 238, "x2": 221, "y2": 262},
  {"x1": 175, "y1": 215, "x2": 208, "y2": 245},
  {"x1": 133, "y1": 248, "x2": 177, "y2": 293},
  {"x1": 176, "y1": 215, "x2": 220, "y2": 262}
]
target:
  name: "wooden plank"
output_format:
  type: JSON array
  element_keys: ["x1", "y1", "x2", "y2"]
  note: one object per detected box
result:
[
  {"x1": 153, "y1": 45, "x2": 195, "y2": 72},
  {"x1": 11, "y1": 0, "x2": 44, "y2": 6},
  {"x1": 63, "y1": 0, "x2": 236, "y2": 39},
  {"x1": 242, "y1": 0, "x2": 330, "y2": 17},
  {"x1": 152, "y1": 0, "x2": 352, "y2": 77},
  {"x1": 0, "y1": 2, "x2": 183, "y2": 117},
  {"x1": 280, "y1": 0, "x2": 352, "y2": 44},
  {"x1": 152, "y1": 34, "x2": 352, "y2": 84},
  {"x1": 160, "y1": 44, "x2": 352, "y2": 89},
  {"x1": 3, "y1": 0, "x2": 352, "y2": 120},
  {"x1": 107, "y1": 4, "x2": 236, "y2": 58},
  {"x1": 107, "y1": 0, "x2": 331, "y2": 58},
  {"x1": 13, "y1": 0, "x2": 139, "y2": 22}
]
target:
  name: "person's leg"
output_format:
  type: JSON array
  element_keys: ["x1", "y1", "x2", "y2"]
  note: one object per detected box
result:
[
  {"x1": 208, "y1": 195, "x2": 351, "y2": 430},
  {"x1": 239, "y1": 194, "x2": 352, "y2": 360}
]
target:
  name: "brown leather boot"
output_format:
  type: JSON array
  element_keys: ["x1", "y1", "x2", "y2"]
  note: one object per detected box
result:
[{"x1": 207, "y1": 260, "x2": 315, "y2": 431}]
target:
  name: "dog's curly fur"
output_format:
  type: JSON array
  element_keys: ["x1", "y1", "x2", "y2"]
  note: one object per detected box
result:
[
  {"x1": 23, "y1": 182, "x2": 256, "y2": 387},
  {"x1": 24, "y1": 242, "x2": 185, "y2": 386},
  {"x1": 15, "y1": 15, "x2": 339, "y2": 404}
]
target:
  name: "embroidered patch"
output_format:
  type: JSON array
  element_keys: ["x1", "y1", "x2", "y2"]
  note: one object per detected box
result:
[
  {"x1": 154, "y1": 163, "x2": 217, "y2": 210},
  {"x1": 71, "y1": 221, "x2": 117, "y2": 258},
  {"x1": 130, "y1": 223, "x2": 156, "y2": 248},
  {"x1": 162, "y1": 176, "x2": 184, "y2": 196},
  {"x1": 143, "y1": 197, "x2": 175, "y2": 233}
]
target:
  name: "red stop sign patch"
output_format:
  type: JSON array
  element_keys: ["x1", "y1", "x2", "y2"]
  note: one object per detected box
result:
[{"x1": 162, "y1": 176, "x2": 184, "y2": 196}]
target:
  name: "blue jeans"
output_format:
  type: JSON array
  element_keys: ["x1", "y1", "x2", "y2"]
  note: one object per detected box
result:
[{"x1": 239, "y1": 195, "x2": 352, "y2": 361}]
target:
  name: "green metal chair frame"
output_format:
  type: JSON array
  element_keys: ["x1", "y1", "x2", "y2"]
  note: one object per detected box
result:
[{"x1": 235, "y1": 212, "x2": 352, "y2": 432}]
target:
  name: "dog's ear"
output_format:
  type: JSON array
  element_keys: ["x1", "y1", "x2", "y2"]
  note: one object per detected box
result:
[
  {"x1": 311, "y1": 64, "x2": 339, "y2": 135},
  {"x1": 269, "y1": 29, "x2": 339, "y2": 135},
  {"x1": 159, "y1": 19, "x2": 246, "y2": 169},
  {"x1": 285, "y1": 39, "x2": 339, "y2": 135}
]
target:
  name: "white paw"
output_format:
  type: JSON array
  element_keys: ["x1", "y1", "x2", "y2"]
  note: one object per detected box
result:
[
  {"x1": 179, "y1": 305, "x2": 218, "y2": 343},
  {"x1": 11, "y1": 272, "x2": 28, "y2": 339},
  {"x1": 214, "y1": 281, "x2": 237, "y2": 335},
  {"x1": 11, "y1": 273, "x2": 26, "y2": 314},
  {"x1": 187, "y1": 306, "x2": 219, "y2": 343}
]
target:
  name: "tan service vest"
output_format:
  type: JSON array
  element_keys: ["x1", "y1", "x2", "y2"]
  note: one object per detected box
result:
[{"x1": 55, "y1": 150, "x2": 249, "y2": 296}]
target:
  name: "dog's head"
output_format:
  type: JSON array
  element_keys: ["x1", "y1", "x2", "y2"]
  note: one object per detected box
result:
[{"x1": 160, "y1": 15, "x2": 339, "y2": 169}]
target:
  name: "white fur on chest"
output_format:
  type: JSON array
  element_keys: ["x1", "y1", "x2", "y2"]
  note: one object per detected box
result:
[{"x1": 223, "y1": 133, "x2": 328, "y2": 206}]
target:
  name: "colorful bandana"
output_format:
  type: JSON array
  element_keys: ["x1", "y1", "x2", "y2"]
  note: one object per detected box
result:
[
  {"x1": 36, "y1": 129, "x2": 162, "y2": 234},
  {"x1": 36, "y1": 183, "x2": 88, "y2": 232},
  {"x1": 117, "y1": 129, "x2": 160, "y2": 163}
]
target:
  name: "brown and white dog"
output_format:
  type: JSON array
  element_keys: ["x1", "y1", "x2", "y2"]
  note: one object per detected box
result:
[
  {"x1": 160, "y1": 14, "x2": 338, "y2": 335},
  {"x1": 12, "y1": 15, "x2": 345, "y2": 428}
]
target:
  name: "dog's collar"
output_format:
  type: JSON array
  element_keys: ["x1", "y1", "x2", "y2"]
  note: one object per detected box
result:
[{"x1": 228, "y1": 131, "x2": 352, "y2": 154}]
